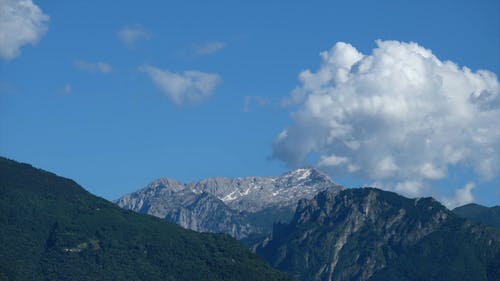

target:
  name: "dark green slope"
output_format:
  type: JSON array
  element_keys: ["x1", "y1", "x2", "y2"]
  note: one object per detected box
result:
[
  {"x1": 369, "y1": 219, "x2": 500, "y2": 281},
  {"x1": 453, "y1": 203, "x2": 500, "y2": 228},
  {"x1": 256, "y1": 188, "x2": 500, "y2": 281},
  {"x1": 0, "y1": 157, "x2": 293, "y2": 281}
]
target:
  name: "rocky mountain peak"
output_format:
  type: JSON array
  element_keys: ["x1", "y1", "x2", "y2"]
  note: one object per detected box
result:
[
  {"x1": 146, "y1": 178, "x2": 185, "y2": 191},
  {"x1": 292, "y1": 188, "x2": 450, "y2": 227},
  {"x1": 116, "y1": 168, "x2": 342, "y2": 239},
  {"x1": 277, "y1": 167, "x2": 333, "y2": 185}
]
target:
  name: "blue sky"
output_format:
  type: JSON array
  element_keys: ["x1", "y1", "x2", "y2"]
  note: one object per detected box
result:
[{"x1": 1, "y1": 0, "x2": 499, "y2": 207}]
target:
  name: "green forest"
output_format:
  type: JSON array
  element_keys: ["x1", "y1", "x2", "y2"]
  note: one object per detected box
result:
[{"x1": 0, "y1": 157, "x2": 293, "y2": 281}]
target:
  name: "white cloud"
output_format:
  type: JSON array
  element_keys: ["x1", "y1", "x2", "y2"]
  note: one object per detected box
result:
[
  {"x1": 140, "y1": 65, "x2": 221, "y2": 106},
  {"x1": 117, "y1": 25, "x2": 150, "y2": 46},
  {"x1": 419, "y1": 163, "x2": 446, "y2": 180},
  {"x1": 193, "y1": 41, "x2": 226, "y2": 56},
  {"x1": 0, "y1": 0, "x2": 49, "y2": 59},
  {"x1": 318, "y1": 154, "x2": 349, "y2": 167},
  {"x1": 75, "y1": 60, "x2": 112, "y2": 74},
  {"x1": 393, "y1": 181, "x2": 425, "y2": 198},
  {"x1": 273, "y1": 40, "x2": 500, "y2": 199},
  {"x1": 443, "y1": 182, "x2": 476, "y2": 208},
  {"x1": 242, "y1": 96, "x2": 270, "y2": 112}
]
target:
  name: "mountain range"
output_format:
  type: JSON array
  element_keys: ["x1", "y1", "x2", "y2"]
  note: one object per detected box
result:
[
  {"x1": 0, "y1": 157, "x2": 292, "y2": 281},
  {"x1": 116, "y1": 168, "x2": 342, "y2": 240},
  {"x1": 256, "y1": 188, "x2": 500, "y2": 281},
  {"x1": 117, "y1": 167, "x2": 500, "y2": 281},
  {"x1": 3, "y1": 156, "x2": 499, "y2": 281}
]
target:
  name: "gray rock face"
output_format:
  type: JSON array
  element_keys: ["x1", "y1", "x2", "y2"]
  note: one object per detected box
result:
[{"x1": 116, "y1": 168, "x2": 342, "y2": 239}]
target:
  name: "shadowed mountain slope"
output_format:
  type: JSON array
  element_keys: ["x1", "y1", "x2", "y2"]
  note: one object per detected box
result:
[
  {"x1": 256, "y1": 188, "x2": 500, "y2": 281},
  {"x1": 0, "y1": 157, "x2": 293, "y2": 281},
  {"x1": 453, "y1": 203, "x2": 500, "y2": 228}
]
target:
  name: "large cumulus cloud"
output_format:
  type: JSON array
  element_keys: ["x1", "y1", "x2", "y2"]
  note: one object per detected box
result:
[{"x1": 274, "y1": 40, "x2": 500, "y2": 204}]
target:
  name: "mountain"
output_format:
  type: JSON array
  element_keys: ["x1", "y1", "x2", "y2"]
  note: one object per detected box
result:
[
  {"x1": 453, "y1": 203, "x2": 500, "y2": 228},
  {"x1": 0, "y1": 157, "x2": 293, "y2": 281},
  {"x1": 116, "y1": 168, "x2": 342, "y2": 240},
  {"x1": 256, "y1": 188, "x2": 500, "y2": 281}
]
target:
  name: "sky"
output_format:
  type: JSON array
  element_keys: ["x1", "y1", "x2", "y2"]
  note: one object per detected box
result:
[{"x1": 0, "y1": 0, "x2": 499, "y2": 207}]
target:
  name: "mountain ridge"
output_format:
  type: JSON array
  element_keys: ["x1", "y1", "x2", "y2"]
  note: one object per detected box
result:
[
  {"x1": 256, "y1": 188, "x2": 500, "y2": 281},
  {"x1": 117, "y1": 167, "x2": 342, "y2": 239}
]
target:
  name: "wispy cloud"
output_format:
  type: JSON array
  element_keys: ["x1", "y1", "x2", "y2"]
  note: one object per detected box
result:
[
  {"x1": 140, "y1": 65, "x2": 221, "y2": 106},
  {"x1": 0, "y1": 0, "x2": 49, "y2": 60},
  {"x1": 59, "y1": 83, "x2": 72, "y2": 96},
  {"x1": 242, "y1": 96, "x2": 270, "y2": 112},
  {"x1": 273, "y1": 40, "x2": 500, "y2": 201},
  {"x1": 193, "y1": 41, "x2": 226, "y2": 56},
  {"x1": 117, "y1": 25, "x2": 151, "y2": 47},
  {"x1": 75, "y1": 60, "x2": 112, "y2": 74}
]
